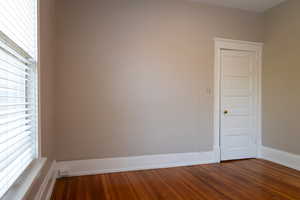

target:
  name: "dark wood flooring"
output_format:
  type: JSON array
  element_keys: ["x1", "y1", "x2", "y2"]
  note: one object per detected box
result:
[{"x1": 51, "y1": 159, "x2": 300, "y2": 200}]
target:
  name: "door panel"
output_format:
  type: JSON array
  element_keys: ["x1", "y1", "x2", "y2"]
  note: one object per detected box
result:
[
  {"x1": 220, "y1": 50, "x2": 257, "y2": 161},
  {"x1": 222, "y1": 135, "x2": 250, "y2": 148},
  {"x1": 223, "y1": 97, "x2": 250, "y2": 115}
]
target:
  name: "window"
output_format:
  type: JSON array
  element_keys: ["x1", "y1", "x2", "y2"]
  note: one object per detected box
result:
[{"x1": 0, "y1": 0, "x2": 38, "y2": 198}]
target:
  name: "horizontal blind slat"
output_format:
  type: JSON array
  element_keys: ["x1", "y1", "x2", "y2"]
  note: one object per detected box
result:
[
  {"x1": 0, "y1": 149, "x2": 32, "y2": 181},
  {"x1": 0, "y1": 114, "x2": 31, "y2": 125},
  {"x1": 0, "y1": 54, "x2": 29, "y2": 70},
  {"x1": 0, "y1": 96, "x2": 32, "y2": 99},
  {"x1": 0, "y1": 127, "x2": 31, "y2": 143},
  {"x1": 0, "y1": 87, "x2": 26, "y2": 93},
  {"x1": 0, "y1": 103, "x2": 30, "y2": 106},
  {"x1": 0, "y1": 52, "x2": 30, "y2": 70},
  {"x1": 0, "y1": 140, "x2": 32, "y2": 171},
  {"x1": 0, "y1": 132, "x2": 31, "y2": 155},
  {"x1": 0, "y1": 151, "x2": 33, "y2": 197},
  {"x1": 0, "y1": 78, "x2": 28, "y2": 86},
  {"x1": 0, "y1": 68, "x2": 30, "y2": 82},
  {"x1": 0, "y1": 108, "x2": 31, "y2": 116},
  {"x1": 0, "y1": 120, "x2": 30, "y2": 134}
]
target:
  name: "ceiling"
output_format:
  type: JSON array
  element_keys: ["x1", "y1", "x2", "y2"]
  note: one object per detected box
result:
[{"x1": 191, "y1": 0, "x2": 287, "y2": 12}]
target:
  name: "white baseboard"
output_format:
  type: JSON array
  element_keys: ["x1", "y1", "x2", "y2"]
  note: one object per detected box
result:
[
  {"x1": 259, "y1": 146, "x2": 300, "y2": 171},
  {"x1": 56, "y1": 150, "x2": 219, "y2": 177},
  {"x1": 44, "y1": 163, "x2": 58, "y2": 200},
  {"x1": 213, "y1": 145, "x2": 221, "y2": 162},
  {"x1": 34, "y1": 160, "x2": 58, "y2": 200}
]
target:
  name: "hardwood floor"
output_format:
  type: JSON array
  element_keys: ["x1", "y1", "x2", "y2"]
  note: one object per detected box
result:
[{"x1": 51, "y1": 159, "x2": 300, "y2": 200}]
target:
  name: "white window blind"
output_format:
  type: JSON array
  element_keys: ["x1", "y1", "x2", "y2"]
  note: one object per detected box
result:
[
  {"x1": 0, "y1": 0, "x2": 37, "y2": 59},
  {"x1": 0, "y1": 0, "x2": 38, "y2": 198}
]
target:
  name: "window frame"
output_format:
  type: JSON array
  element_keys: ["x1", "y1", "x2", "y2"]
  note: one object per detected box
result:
[{"x1": 37, "y1": 0, "x2": 41, "y2": 160}]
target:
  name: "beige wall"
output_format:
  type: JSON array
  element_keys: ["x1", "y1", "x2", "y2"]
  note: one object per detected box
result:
[
  {"x1": 54, "y1": 0, "x2": 264, "y2": 161},
  {"x1": 25, "y1": 0, "x2": 56, "y2": 199},
  {"x1": 40, "y1": 0, "x2": 56, "y2": 161},
  {"x1": 262, "y1": 0, "x2": 300, "y2": 155}
]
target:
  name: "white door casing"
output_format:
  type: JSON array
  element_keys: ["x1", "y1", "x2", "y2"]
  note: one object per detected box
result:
[{"x1": 214, "y1": 38, "x2": 263, "y2": 162}]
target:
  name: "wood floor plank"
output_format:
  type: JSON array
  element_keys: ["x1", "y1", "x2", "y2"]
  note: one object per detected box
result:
[
  {"x1": 185, "y1": 164, "x2": 255, "y2": 200},
  {"x1": 155, "y1": 168, "x2": 207, "y2": 200},
  {"x1": 51, "y1": 159, "x2": 300, "y2": 200},
  {"x1": 227, "y1": 160, "x2": 300, "y2": 199},
  {"x1": 125, "y1": 171, "x2": 159, "y2": 200},
  {"x1": 173, "y1": 167, "x2": 232, "y2": 200},
  {"x1": 202, "y1": 162, "x2": 292, "y2": 200},
  {"x1": 253, "y1": 159, "x2": 300, "y2": 178},
  {"x1": 240, "y1": 160, "x2": 300, "y2": 188},
  {"x1": 138, "y1": 169, "x2": 185, "y2": 200}
]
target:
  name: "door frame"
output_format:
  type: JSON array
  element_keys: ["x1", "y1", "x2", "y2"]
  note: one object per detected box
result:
[{"x1": 213, "y1": 38, "x2": 263, "y2": 162}]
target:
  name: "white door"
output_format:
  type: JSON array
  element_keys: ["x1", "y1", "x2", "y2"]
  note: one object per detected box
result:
[{"x1": 220, "y1": 49, "x2": 258, "y2": 161}]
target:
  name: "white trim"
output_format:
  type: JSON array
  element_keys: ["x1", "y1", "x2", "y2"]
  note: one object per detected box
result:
[
  {"x1": 44, "y1": 163, "x2": 57, "y2": 200},
  {"x1": 259, "y1": 146, "x2": 300, "y2": 171},
  {"x1": 2, "y1": 158, "x2": 47, "y2": 200},
  {"x1": 56, "y1": 151, "x2": 218, "y2": 177},
  {"x1": 214, "y1": 38, "x2": 263, "y2": 162},
  {"x1": 34, "y1": 160, "x2": 58, "y2": 200},
  {"x1": 214, "y1": 38, "x2": 263, "y2": 49},
  {"x1": 37, "y1": 0, "x2": 42, "y2": 159}
]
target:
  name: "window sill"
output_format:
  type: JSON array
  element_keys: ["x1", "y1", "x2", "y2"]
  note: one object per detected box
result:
[{"x1": 2, "y1": 158, "x2": 47, "y2": 200}]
